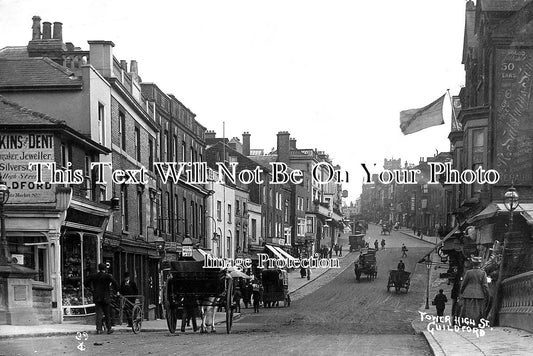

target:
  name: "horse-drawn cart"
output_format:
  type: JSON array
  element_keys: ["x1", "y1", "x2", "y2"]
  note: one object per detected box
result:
[
  {"x1": 349, "y1": 234, "x2": 366, "y2": 252},
  {"x1": 261, "y1": 269, "x2": 290, "y2": 307},
  {"x1": 354, "y1": 248, "x2": 378, "y2": 282},
  {"x1": 162, "y1": 260, "x2": 235, "y2": 334},
  {"x1": 387, "y1": 270, "x2": 411, "y2": 293}
]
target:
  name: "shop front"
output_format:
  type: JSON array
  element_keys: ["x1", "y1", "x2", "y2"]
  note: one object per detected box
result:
[{"x1": 59, "y1": 197, "x2": 112, "y2": 323}]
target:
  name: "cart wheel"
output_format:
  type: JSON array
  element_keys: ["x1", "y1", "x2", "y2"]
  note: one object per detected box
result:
[
  {"x1": 166, "y1": 306, "x2": 178, "y2": 334},
  {"x1": 225, "y1": 278, "x2": 234, "y2": 334},
  {"x1": 132, "y1": 304, "x2": 143, "y2": 334}
]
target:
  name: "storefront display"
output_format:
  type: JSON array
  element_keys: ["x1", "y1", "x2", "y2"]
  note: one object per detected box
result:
[{"x1": 61, "y1": 232, "x2": 98, "y2": 317}]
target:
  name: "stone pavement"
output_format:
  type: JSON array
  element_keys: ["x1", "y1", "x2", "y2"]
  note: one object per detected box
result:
[
  {"x1": 397, "y1": 227, "x2": 438, "y2": 245},
  {"x1": 412, "y1": 253, "x2": 533, "y2": 355},
  {"x1": 0, "y1": 312, "x2": 235, "y2": 339}
]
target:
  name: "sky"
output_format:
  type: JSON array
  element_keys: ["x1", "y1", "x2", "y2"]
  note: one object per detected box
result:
[{"x1": 0, "y1": 0, "x2": 467, "y2": 201}]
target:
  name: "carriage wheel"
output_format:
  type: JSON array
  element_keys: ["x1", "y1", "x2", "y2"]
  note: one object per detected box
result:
[
  {"x1": 166, "y1": 306, "x2": 178, "y2": 333},
  {"x1": 131, "y1": 304, "x2": 143, "y2": 334},
  {"x1": 225, "y1": 279, "x2": 234, "y2": 334}
]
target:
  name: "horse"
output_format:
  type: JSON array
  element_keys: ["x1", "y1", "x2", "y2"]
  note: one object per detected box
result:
[{"x1": 199, "y1": 297, "x2": 217, "y2": 333}]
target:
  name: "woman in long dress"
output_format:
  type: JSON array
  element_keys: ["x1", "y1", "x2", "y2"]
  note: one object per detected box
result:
[{"x1": 460, "y1": 256, "x2": 488, "y2": 325}]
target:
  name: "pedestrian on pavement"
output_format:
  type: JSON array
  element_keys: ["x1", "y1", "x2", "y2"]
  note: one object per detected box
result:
[
  {"x1": 381, "y1": 239, "x2": 386, "y2": 250},
  {"x1": 397, "y1": 260, "x2": 405, "y2": 271},
  {"x1": 252, "y1": 279, "x2": 261, "y2": 313},
  {"x1": 328, "y1": 247, "x2": 333, "y2": 259},
  {"x1": 244, "y1": 281, "x2": 252, "y2": 308},
  {"x1": 334, "y1": 244, "x2": 339, "y2": 256},
  {"x1": 413, "y1": 226, "x2": 416, "y2": 235},
  {"x1": 233, "y1": 286, "x2": 242, "y2": 313},
  {"x1": 433, "y1": 289, "x2": 448, "y2": 317},
  {"x1": 460, "y1": 256, "x2": 489, "y2": 325},
  {"x1": 119, "y1": 271, "x2": 138, "y2": 327},
  {"x1": 401, "y1": 244, "x2": 408, "y2": 257},
  {"x1": 84, "y1": 263, "x2": 119, "y2": 334},
  {"x1": 374, "y1": 239, "x2": 379, "y2": 250},
  {"x1": 339, "y1": 245, "x2": 343, "y2": 257},
  {"x1": 300, "y1": 266, "x2": 306, "y2": 278}
]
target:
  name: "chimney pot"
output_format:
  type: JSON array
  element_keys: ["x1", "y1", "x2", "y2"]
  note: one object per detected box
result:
[
  {"x1": 120, "y1": 60, "x2": 128, "y2": 71},
  {"x1": 42, "y1": 22, "x2": 52, "y2": 39},
  {"x1": 205, "y1": 130, "x2": 216, "y2": 139},
  {"x1": 53, "y1": 21, "x2": 63, "y2": 41},
  {"x1": 31, "y1": 16, "x2": 41, "y2": 40}
]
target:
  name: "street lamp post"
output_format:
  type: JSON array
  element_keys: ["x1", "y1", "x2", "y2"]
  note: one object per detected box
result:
[
  {"x1": 0, "y1": 181, "x2": 11, "y2": 265},
  {"x1": 425, "y1": 258, "x2": 432, "y2": 310},
  {"x1": 491, "y1": 186, "x2": 519, "y2": 325}
]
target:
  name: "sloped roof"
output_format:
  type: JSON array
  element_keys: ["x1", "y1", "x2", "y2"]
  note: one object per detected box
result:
[
  {"x1": 0, "y1": 46, "x2": 29, "y2": 58},
  {"x1": 479, "y1": 0, "x2": 532, "y2": 11},
  {"x1": 0, "y1": 57, "x2": 82, "y2": 89},
  {"x1": 0, "y1": 95, "x2": 65, "y2": 126}
]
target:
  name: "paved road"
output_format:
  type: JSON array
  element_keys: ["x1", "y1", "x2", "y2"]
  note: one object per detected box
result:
[{"x1": 0, "y1": 225, "x2": 436, "y2": 356}]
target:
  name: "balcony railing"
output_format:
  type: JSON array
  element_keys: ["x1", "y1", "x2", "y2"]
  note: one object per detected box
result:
[{"x1": 499, "y1": 271, "x2": 533, "y2": 332}]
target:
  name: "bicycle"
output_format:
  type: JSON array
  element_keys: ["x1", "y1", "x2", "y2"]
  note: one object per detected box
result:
[{"x1": 101, "y1": 294, "x2": 144, "y2": 334}]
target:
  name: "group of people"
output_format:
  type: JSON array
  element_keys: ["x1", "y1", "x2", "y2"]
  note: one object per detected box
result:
[{"x1": 373, "y1": 239, "x2": 386, "y2": 250}]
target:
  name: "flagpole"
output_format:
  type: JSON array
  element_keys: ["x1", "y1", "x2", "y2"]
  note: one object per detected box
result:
[{"x1": 447, "y1": 89, "x2": 459, "y2": 129}]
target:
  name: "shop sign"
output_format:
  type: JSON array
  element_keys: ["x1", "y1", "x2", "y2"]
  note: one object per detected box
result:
[
  {"x1": 182, "y1": 245, "x2": 193, "y2": 257},
  {"x1": 0, "y1": 133, "x2": 55, "y2": 203},
  {"x1": 494, "y1": 48, "x2": 533, "y2": 185}
]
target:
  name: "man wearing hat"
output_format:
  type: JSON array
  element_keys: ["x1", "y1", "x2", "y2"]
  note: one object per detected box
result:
[
  {"x1": 460, "y1": 256, "x2": 489, "y2": 325},
  {"x1": 120, "y1": 271, "x2": 139, "y2": 327},
  {"x1": 85, "y1": 263, "x2": 119, "y2": 334}
]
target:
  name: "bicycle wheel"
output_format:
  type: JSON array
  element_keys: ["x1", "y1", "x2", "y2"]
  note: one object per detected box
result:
[{"x1": 131, "y1": 304, "x2": 143, "y2": 334}]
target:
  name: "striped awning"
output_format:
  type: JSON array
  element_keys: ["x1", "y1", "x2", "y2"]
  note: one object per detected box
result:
[{"x1": 265, "y1": 244, "x2": 286, "y2": 260}]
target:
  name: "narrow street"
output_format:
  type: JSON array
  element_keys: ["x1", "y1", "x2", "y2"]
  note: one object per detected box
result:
[{"x1": 0, "y1": 225, "x2": 436, "y2": 355}]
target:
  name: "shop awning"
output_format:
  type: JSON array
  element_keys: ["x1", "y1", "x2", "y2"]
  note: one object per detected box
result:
[
  {"x1": 271, "y1": 246, "x2": 298, "y2": 262},
  {"x1": 266, "y1": 244, "x2": 286, "y2": 260},
  {"x1": 197, "y1": 248, "x2": 210, "y2": 257},
  {"x1": 468, "y1": 203, "x2": 533, "y2": 225}
]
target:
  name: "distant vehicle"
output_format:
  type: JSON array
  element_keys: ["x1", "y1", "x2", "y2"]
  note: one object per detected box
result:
[
  {"x1": 354, "y1": 248, "x2": 377, "y2": 282},
  {"x1": 349, "y1": 234, "x2": 366, "y2": 252},
  {"x1": 387, "y1": 270, "x2": 411, "y2": 293},
  {"x1": 381, "y1": 224, "x2": 391, "y2": 235},
  {"x1": 352, "y1": 220, "x2": 367, "y2": 234}
]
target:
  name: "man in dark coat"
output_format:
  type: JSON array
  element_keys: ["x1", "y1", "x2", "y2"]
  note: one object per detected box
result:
[
  {"x1": 85, "y1": 263, "x2": 119, "y2": 334},
  {"x1": 433, "y1": 289, "x2": 448, "y2": 317},
  {"x1": 397, "y1": 260, "x2": 405, "y2": 271},
  {"x1": 181, "y1": 295, "x2": 198, "y2": 332},
  {"x1": 120, "y1": 271, "x2": 139, "y2": 327}
]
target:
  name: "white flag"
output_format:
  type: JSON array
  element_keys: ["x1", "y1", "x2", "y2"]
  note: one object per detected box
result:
[{"x1": 400, "y1": 94, "x2": 445, "y2": 135}]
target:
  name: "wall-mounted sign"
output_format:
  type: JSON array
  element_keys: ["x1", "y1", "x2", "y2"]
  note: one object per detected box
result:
[
  {"x1": 494, "y1": 49, "x2": 533, "y2": 185},
  {"x1": 0, "y1": 133, "x2": 54, "y2": 203}
]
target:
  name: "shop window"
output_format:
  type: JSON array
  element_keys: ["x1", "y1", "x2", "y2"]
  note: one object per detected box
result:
[
  {"x1": 62, "y1": 233, "x2": 98, "y2": 317},
  {"x1": 9, "y1": 238, "x2": 47, "y2": 283}
]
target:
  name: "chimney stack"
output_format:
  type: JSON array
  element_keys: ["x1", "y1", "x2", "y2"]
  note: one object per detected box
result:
[
  {"x1": 130, "y1": 60, "x2": 138, "y2": 75},
  {"x1": 242, "y1": 132, "x2": 250, "y2": 156},
  {"x1": 31, "y1": 16, "x2": 41, "y2": 40},
  {"x1": 42, "y1": 22, "x2": 52, "y2": 39},
  {"x1": 88, "y1": 40, "x2": 115, "y2": 77},
  {"x1": 276, "y1": 131, "x2": 290, "y2": 164},
  {"x1": 205, "y1": 130, "x2": 216, "y2": 139},
  {"x1": 289, "y1": 138, "x2": 297, "y2": 150},
  {"x1": 120, "y1": 60, "x2": 128, "y2": 72},
  {"x1": 52, "y1": 22, "x2": 63, "y2": 41}
]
